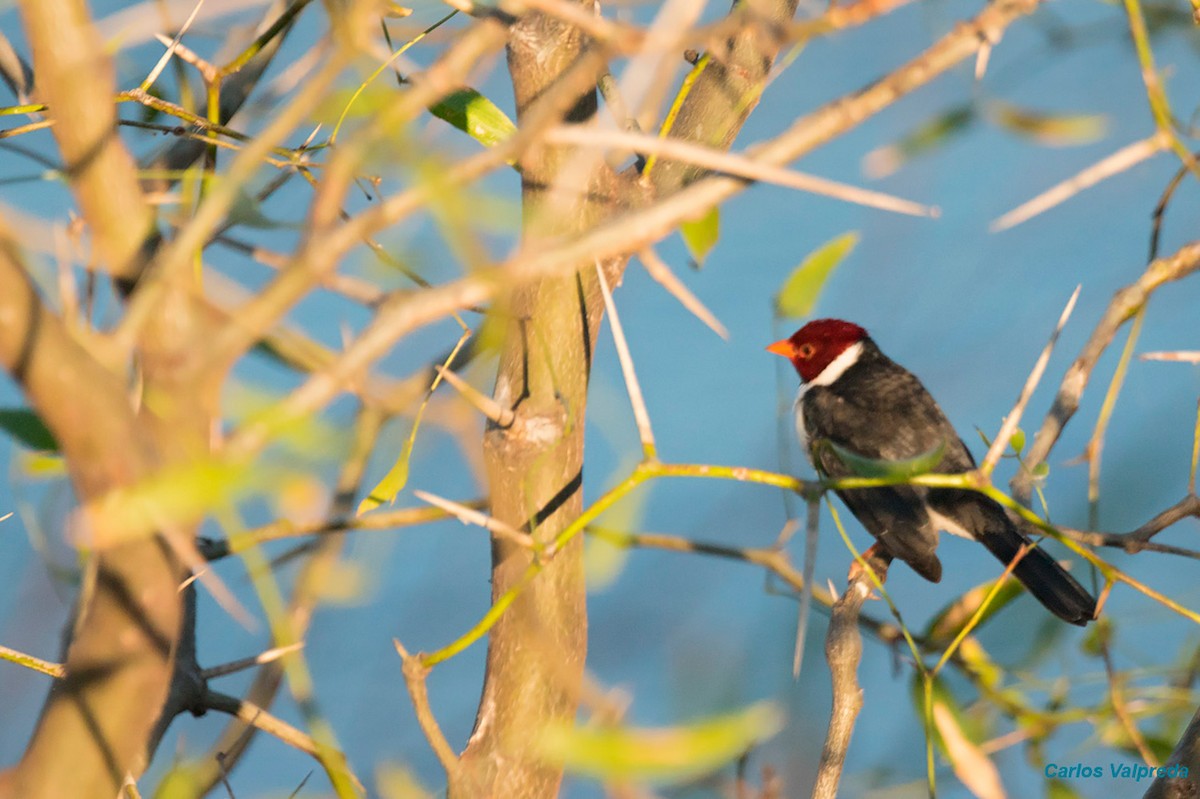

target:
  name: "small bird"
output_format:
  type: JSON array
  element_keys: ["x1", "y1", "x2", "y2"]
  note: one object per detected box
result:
[{"x1": 768, "y1": 319, "x2": 1096, "y2": 626}]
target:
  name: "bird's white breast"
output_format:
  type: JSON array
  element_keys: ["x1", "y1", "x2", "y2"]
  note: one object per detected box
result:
[{"x1": 793, "y1": 388, "x2": 810, "y2": 464}]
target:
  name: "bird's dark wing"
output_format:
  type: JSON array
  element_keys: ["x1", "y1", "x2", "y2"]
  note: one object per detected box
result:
[{"x1": 802, "y1": 361, "x2": 963, "y2": 581}]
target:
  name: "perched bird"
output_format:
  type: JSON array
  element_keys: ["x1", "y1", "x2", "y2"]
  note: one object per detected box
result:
[{"x1": 768, "y1": 318, "x2": 1096, "y2": 626}]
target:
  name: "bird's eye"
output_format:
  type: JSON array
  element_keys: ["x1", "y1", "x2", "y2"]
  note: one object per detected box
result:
[{"x1": 797, "y1": 343, "x2": 816, "y2": 359}]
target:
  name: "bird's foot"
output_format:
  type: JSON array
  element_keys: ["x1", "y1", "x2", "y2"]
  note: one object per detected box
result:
[{"x1": 847, "y1": 544, "x2": 892, "y2": 599}]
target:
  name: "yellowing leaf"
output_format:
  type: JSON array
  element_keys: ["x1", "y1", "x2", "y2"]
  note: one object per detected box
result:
[
  {"x1": 538, "y1": 701, "x2": 783, "y2": 784},
  {"x1": 358, "y1": 333, "x2": 470, "y2": 515},
  {"x1": 988, "y1": 102, "x2": 1107, "y2": 147},
  {"x1": 924, "y1": 577, "x2": 1024, "y2": 644},
  {"x1": 358, "y1": 421, "x2": 417, "y2": 516},
  {"x1": 376, "y1": 762, "x2": 432, "y2": 799},
  {"x1": 314, "y1": 560, "x2": 370, "y2": 606},
  {"x1": 933, "y1": 701, "x2": 1006, "y2": 799},
  {"x1": 430, "y1": 88, "x2": 516, "y2": 148},
  {"x1": 80, "y1": 457, "x2": 276, "y2": 549},
  {"x1": 680, "y1": 205, "x2": 719, "y2": 266},
  {"x1": 774, "y1": 232, "x2": 858, "y2": 319},
  {"x1": 17, "y1": 451, "x2": 65, "y2": 478}
]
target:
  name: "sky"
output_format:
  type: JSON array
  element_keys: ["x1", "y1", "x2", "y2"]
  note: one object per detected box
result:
[{"x1": 1, "y1": 0, "x2": 1199, "y2": 797}]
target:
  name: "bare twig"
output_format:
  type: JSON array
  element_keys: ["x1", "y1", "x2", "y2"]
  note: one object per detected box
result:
[
  {"x1": 981, "y1": 285, "x2": 1079, "y2": 474},
  {"x1": 991, "y1": 133, "x2": 1167, "y2": 231},
  {"x1": 596, "y1": 261, "x2": 657, "y2": 460},
  {"x1": 1085, "y1": 307, "x2": 1145, "y2": 528},
  {"x1": 546, "y1": 126, "x2": 939, "y2": 218},
  {"x1": 413, "y1": 490, "x2": 533, "y2": 549},
  {"x1": 1141, "y1": 351, "x2": 1200, "y2": 364},
  {"x1": 793, "y1": 500, "x2": 820, "y2": 678},
  {"x1": 1098, "y1": 627, "x2": 1159, "y2": 766},
  {"x1": 1014, "y1": 240, "x2": 1200, "y2": 501},
  {"x1": 202, "y1": 642, "x2": 305, "y2": 680},
  {"x1": 394, "y1": 639, "x2": 460, "y2": 779},
  {"x1": 142, "y1": 1, "x2": 209, "y2": 89},
  {"x1": 434, "y1": 366, "x2": 516, "y2": 426},
  {"x1": 638, "y1": 248, "x2": 728, "y2": 339},
  {"x1": 811, "y1": 563, "x2": 873, "y2": 799}
]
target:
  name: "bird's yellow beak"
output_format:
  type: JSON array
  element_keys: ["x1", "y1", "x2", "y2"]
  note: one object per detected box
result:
[{"x1": 766, "y1": 339, "x2": 795, "y2": 358}]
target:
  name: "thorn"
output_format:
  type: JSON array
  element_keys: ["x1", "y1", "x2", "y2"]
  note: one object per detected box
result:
[
  {"x1": 413, "y1": 489, "x2": 532, "y2": 549},
  {"x1": 434, "y1": 365, "x2": 515, "y2": 427}
]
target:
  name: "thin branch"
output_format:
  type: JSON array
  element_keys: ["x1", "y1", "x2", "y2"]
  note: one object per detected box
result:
[
  {"x1": 1141, "y1": 351, "x2": 1200, "y2": 364},
  {"x1": 981, "y1": 285, "x2": 1079, "y2": 474},
  {"x1": 1099, "y1": 630, "x2": 1159, "y2": 766},
  {"x1": 794, "y1": 500, "x2": 820, "y2": 678},
  {"x1": 412, "y1": 490, "x2": 533, "y2": 549},
  {"x1": 991, "y1": 133, "x2": 1166, "y2": 231},
  {"x1": 1085, "y1": 307, "x2": 1145, "y2": 528},
  {"x1": 1013, "y1": 240, "x2": 1200, "y2": 500},
  {"x1": 142, "y1": 0, "x2": 209, "y2": 89},
  {"x1": 202, "y1": 643, "x2": 305, "y2": 680},
  {"x1": 433, "y1": 365, "x2": 515, "y2": 426},
  {"x1": 638, "y1": 248, "x2": 728, "y2": 339},
  {"x1": 205, "y1": 690, "x2": 325, "y2": 763},
  {"x1": 546, "y1": 126, "x2": 939, "y2": 218},
  {"x1": 393, "y1": 639, "x2": 460, "y2": 779},
  {"x1": 596, "y1": 261, "x2": 657, "y2": 460},
  {"x1": 811, "y1": 560, "x2": 874, "y2": 799}
]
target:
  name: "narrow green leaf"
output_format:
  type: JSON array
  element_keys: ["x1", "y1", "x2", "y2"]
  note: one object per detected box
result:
[
  {"x1": 822, "y1": 438, "x2": 946, "y2": 480},
  {"x1": 680, "y1": 205, "x2": 719, "y2": 267},
  {"x1": 0, "y1": 408, "x2": 58, "y2": 451},
  {"x1": 1047, "y1": 778, "x2": 1086, "y2": 799},
  {"x1": 538, "y1": 701, "x2": 783, "y2": 785},
  {"x1": 988, "y1": 102, "x2": 1107, "y2": 147},
  {"x1": 774, "y1": 232, "x2": 858, "y2": 319},
  {"x1": 430, "y1": 88, "x2": 516, "y2": 148},
  {"x1": 358, "y1": 337, "x2": 469, "y2": 515},
  {"x1": 228, "y1": 189, "x2": 290, "y2": 230},
  {"x1": 357, "y1": 421, "x2": 418, "y2": 516},
  {"x1": 863, "y1": 104, "x2": 975, "y2": 178}
]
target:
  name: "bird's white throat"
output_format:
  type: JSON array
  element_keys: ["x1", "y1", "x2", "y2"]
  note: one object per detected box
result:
[
  {"x1": 808, "y1": 340, "x2": 864, "y2": 388},
  {"x1": 794, "y1": 340, "x2": 864, "y2": 459}
]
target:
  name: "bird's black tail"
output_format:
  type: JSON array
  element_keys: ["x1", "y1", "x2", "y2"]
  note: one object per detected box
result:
[{"x1": 975, "y1": 518, "x2": 1096, "y2": 626}]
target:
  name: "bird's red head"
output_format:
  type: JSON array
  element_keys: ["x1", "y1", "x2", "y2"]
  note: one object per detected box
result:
[{"x1": 767, "y1": 319, "x2": 867, "y2": 383}]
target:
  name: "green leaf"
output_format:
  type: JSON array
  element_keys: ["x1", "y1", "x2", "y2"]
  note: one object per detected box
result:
[
  {"x1": 0, "y1": 408, "x2": 58, "y2": 451},
  {"x1": 680, "y1": 205, "x2": 719, "y2": 267},
  {"x1": 822, "y1": 438, "x2": 946, "y2": 480},
  {"x1": 1047, "y1": 778, "x2": 1085, "y2": 799},
  {"x1": 988, "y1": 102, "x2": 1107, "y2": 147},
  {"x1": 774, "y1": 232, "x2": 858, "y2": 319},
  {"x1": 89, "y1": 456, "x2": 276, "y2": 548},
  {"x1": 430, "y1": 88, "x2": 516, "y2": 148},
  {"x1": 538, "y1": 701, "x2": 782, "y2": 785},
  {"x1": 1009, "y1": 427, "x2": 1025, "y2": 455},
  {"x1": 863, "y1": 104, "x2": 975, "y2": 178},
  {"x1": 228, "y1": 189, "x2": 291, "y2": 230},
  {"x1": 357, "y1": 420, "x2": 418, "y2": 516}
]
